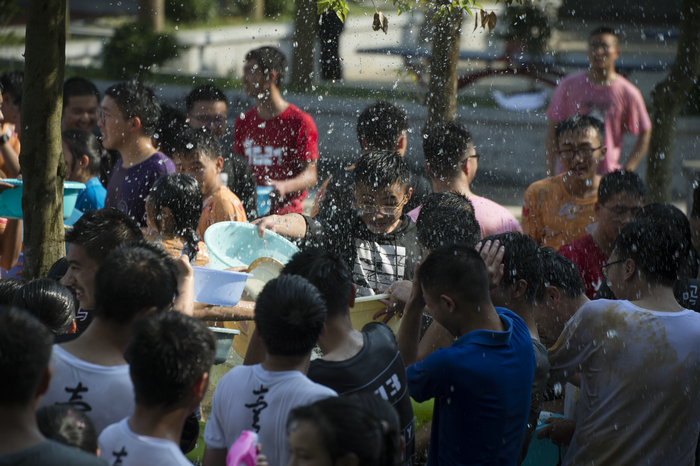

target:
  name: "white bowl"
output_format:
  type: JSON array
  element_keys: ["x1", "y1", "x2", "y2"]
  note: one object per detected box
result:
[{"x1": 193, "y1": 267, "x2": 251, "y2": 306}]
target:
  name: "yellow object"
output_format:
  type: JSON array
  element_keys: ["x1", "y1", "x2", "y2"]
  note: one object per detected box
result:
[
  {"x1": 410, "y1": 397, "x2": 435, "y2": 430},
  {"x1": 349, "y1": 294, "x2": 402, "y2": 334}
]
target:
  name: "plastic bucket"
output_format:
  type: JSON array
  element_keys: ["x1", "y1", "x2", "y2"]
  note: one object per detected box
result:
[
  {"x1": 349, "y1": 294, "x2": 402, "y2": 334},
  {"x1": 192, "y1": 266, "x2": 251, "y2": 306},
  {"x1": 256, "y1": 186, "x2": 274, "y2": 217},
  {"x1": 208, "y1": 327, "x2": 241, "y2": 365},
  {"x1": 0, "y1": 179, "x2": 86, "y2": 219}
]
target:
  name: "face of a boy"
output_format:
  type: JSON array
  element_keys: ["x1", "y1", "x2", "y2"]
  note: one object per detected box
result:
[
  {"x1": 588, "y1": 33, "x2": 619, "y2": 71},
  {"x1": 557, "y1": 128, "x2": 606, "y2": 182},
  {"x1": 354, "y1": 182, "x2": 410, "y2": 235},
  {"x1": 243, "y1": 59, "x2": 271, "y2": 99},
  {"x1": 61, "y1": 244, "x2": 100, "y2": 311},
  {"x1": 98, "y1": 96, "x2": 129, "y2": 151},
  {"x1": 188, "y1": 100, "x2": 228, "y2": 140},
  {"x1": 596, "y1": 192, "x2": 644, "y2": 240},
  {"x1": 173, "y1": 152, "x2": 221, "y2": 198}
]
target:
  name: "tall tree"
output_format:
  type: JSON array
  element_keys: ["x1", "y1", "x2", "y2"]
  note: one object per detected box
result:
[
  {"x1": 20, "y1": 0, "x2": 67, "y2": 279},
  {"x1": 139, "y1": 0, "x2": 165, "y2": 33},
  {"x1": 290, "y1": 0, "x2": 318, "y2": 91}
]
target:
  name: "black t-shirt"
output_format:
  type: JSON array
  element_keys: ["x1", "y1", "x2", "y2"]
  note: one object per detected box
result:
[
  {"x1": 307, "y1": 322, "x2": 415, "y2": 466},
  {"x1": 223, "y1": 149, "x2": 258, "y2": 221},
  {"x1": 0, "y1": 440, "x2": 106, "y2": 466}
]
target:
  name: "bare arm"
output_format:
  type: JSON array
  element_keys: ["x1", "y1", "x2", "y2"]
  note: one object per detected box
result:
[
  {"x1": 622, "y1": 128, "x2": 652, "y2": 171},
  {"x1": 243, "y1": 328, "x2": 267, "y2": 365},
  {"x1": 0, "y1": 219, "x2": 21, "y2": 271},
  {"x1": 269, "y1": 161, "x2": 317, "y2": 199},
  {"x1": 202, "y1": 447, "x2": 228, "y2": 466},
  {"x1": 0, "y1": 142, "x2": 20, "y2": 178},
  {"x1": 252, "y1": 213, "x2": 307, "y2": 240},
  {"x1": 172, "y1": 255, "x2": 194, "y2": 317},
  {"x1": 544, "y1": 119, "x2": 559, "y2": 177},
  {"x1": 417, "y1": 320, "x2": 453, "y2": 362},
  {"x1": 193, "y1": 300, "x2": 255, "y2": 321},
  {"x1": 396, "y1": 263, "x2": 425, "y2": 368}
]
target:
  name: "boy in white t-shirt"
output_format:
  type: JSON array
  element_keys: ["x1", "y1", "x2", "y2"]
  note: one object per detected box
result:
[
  {"x1": 203, "y1": 275, "x2": 337, "y2": 466},
  {"x1": 98, "y1": 312, "x2": 215, "y2": 466}
]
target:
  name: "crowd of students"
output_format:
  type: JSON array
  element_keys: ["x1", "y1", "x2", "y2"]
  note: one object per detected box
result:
[{"x1": 1, "y1": 25, "x2": 700, "y2": 466}]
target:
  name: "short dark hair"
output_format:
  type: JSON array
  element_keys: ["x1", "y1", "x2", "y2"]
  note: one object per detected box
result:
[
  {"x1": 589, "y1": 26, "x2": 618, "y2": 41},
  {"x1": 281, "y1": 248, "x2": 352, "y2": 319},
  {"x1": 0, "y1": 307, "x2": 53, "y2": 405},
  {"x1": 423, "y1": 122, "x2": 473, "y2": 179},
  {"x1": 254, "y1": 275, "x2": 327, "y2": 357},
  {"x1": 417, "y1": 192, "x2": 481, "y2": 251},
  {"x1": 356, "y1": 101, "x2": 409, "y2": 151},
  {"x1": 62, "y1": 129, "x2": 102, "y2": 177},
  {"x1": 154, "y1": 104, "x2": 189, "y2": 158},
  {"x1": 185, "y1": 84, "x2": 227, "y2": 111},
  {"x1": 63, "y1": 77, "x2": 100, "y2": 110},
  {"x1": 13, "y1": 279, "x2": 76, "y2": 335},
  {"x1": 0, "y1": 277, "x2": 25, "y2": 305},
  {"x1": 104, "y1": 80, "x2": 161, "y2": 137},
  {"x1": 173, "y1": 126, "x2": 223, "y2": 161},
  {"x1": 94, "y1": 241, "x2": 179, "y2": 324},
  {"x1": 354, "y1": 150, "x2": 411, "y2": 192},
  {"x1": 65, "y1": 208, "x2": 144, "y2": 264},
  {"x1": 0, "y1": 70, "x2": 23, "y2": 102},
  {"x1": 417, "y1": 244, "x2": 491, "y2": 306},
  {"x1": 598, "y1": 170, "x2": 647, "y2": 205},
  {"x1": 245, "y1": 47, "x2": 287, "y2": 86},
  {"x1": 555, "y1": 114, "x2": 606, "y2": 147},
  {"x1": 125, "y1": 311, "x2": 215, "y2": 408},
  {"x1": 480, "y1": 232, "x2": 542, "y2": 304},
  {"x1": 536, "y1": 247, "x2": 585, "y2": 300},
  {"x1": 36, "y1": 404, "x2": 98, "y2": 454},
  {"x1": 612, "y1": 218, "x2": 686, "y2": 286}
]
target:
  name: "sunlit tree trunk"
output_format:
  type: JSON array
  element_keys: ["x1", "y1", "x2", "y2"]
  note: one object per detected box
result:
[
  {"x1": 290, "y1": 0, "x2": 317, "y2": 91},
  {"x1": 252, "y1": 0, "x2": 264, "y2": 21},
  {"x1": 139, "y1": 0, "x2": 165, "y2": 32},
  {"x1": 425, "y1": 8, "x2": 463, "y2": 126},
  {"x1": 21, "y1": 0, "x2": 66, "y2": 279},
  {"x1": 646, "y1": 0, "x2": 700, "y2": 203}
]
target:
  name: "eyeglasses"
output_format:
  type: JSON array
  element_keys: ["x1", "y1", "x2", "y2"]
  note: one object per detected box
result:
[
  {"x1": 191, "y1": 114, "x2": 227, "y2": 126},
  {"x1": 558, "y1": 146, "x2": 604, "y2": 160},
  {"x1": 354, "y1": 196, "x2": 408, "y2": 216},
  {"x1": 602, "y1": 204, "x2": 642, "y2": 220},
  {"x1": 589, "y1": 42, "x2": 614, "y2": 52},
  {"x1": 600, "y1": 259, "x2": 625, "y2": 279}
]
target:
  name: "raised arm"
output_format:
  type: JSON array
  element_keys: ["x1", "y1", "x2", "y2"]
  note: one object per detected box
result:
[
  {"x1": 269, "y1": 161, "x2": 317, "y2": 200},
  {"x1": 396, "y1": 263, "x2": 425, "y2": 368},
  {"x1": 252, "y1": 213, "x2": 307, "y2": 240}
]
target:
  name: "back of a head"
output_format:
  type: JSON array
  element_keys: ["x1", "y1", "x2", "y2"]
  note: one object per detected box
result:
[
  {"x1": 354, "y1": 150, "x2": 411, "y2": 191},
  {"x1": 482, "y1": 232, "x2": 543, "y2": 304},
  {"x1": 62, "y1": 129, "x2": 103, "y2": 177},
  {"x1": 281, "y1": 248, "x2": 352, "y2": 319},
  {"x1": 0, "y1": 307, "x2": 53, "y2": 406},
  {"x1": 0, "y1": 277, "x2": 25, "y2": 305},
  {"x1": 422, "y1": 122, "x2": 472, "y2": 180},
  {"x1": 65, "y1": 208, "x2": 143, "y2": 264},
  {"x1": 536, "y1": 247, "x2": 585, "y2": 301},
  {"x1": 356, "y1": 101, "x2": 409, "y2": 150},
  {"x1": 104, "y1": 80, "x2": 161, "y2": 137},
  {"x1": 185, "y1": 84, "x2": 227, "y2": 111},
  {"x1": 417, "y1": 192, "x2": 480, "y2": 251},
  {"x1": 154, "y1": 104, "x2": 189, "y2": 158},
  {"x1": 174, "y1": 126, "x2": 222, "y2": 160},
  {"x1": 589, "y1": 26, "x2": 618, "y2": 41},
  {"x1": 598, "y1": 169, "x2": 647, "y2": 204},
  {"x1": 350, "y1": 393, "x2": 402, "y2": 466},
  {"x1": 47, "y1": 257, "x2": 70, "y2": 282},
  {"x1": 125, "y1": 311, "x2": 215, "y2": 408},
  {"x1": 63, "y1": 77, "x2": 100, "y2": 110},
  {"x1": 417, "y1": 244, "x2": 491, "y2": 306},
  {"x1": 254, "y1": 275, "x2": 327, "y2": 357},
  {"x1": 0, "y1": 70, "x2": 24, "y2": 102},
  {"x1": 13, "y1": 278, "x2": 76, "y2": 335},
  {"x1": 245, "y1": 47, "x2": 287, "y2": 85},
  {"x1": 36, "y1": 404, "x2": 98, "y2": 454},
  {"x1": 94, "y1": 240, "x2": 179, "y2": 324},
  {"x1": 555, "y1": 114, "x2": 606, "y2": 145}
]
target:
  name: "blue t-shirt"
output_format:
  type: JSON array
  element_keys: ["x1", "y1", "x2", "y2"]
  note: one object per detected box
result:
[
  {"x1": 407, "y1": 308, "x2": 535, "y2": 466},
  {"x1": 75, "y1": 177, "x2": 106, "y2": 213}
]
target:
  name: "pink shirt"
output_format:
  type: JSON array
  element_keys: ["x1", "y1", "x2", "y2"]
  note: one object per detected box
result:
[{"x1": 546, "y1": 71, "x2": 651, "y2": 174}]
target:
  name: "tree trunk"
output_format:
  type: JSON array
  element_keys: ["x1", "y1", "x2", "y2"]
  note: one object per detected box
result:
[
  {"x1": 425, "y1": 8, "x2": 463, "y2": 126},
  {"x1": 139, "y1": 0, "x2": 165, "y2": 32},
  {"x1": 290, "y1": 0, "x2": 317, "y2": 91},
  {"x1": 252, "y1": 0, "x2": 264, "y2": 21},
  {"x1": 20, "y1": 0, "x2": 66, "y2": 279},
  {"x1": 645, "y1": 0, "x2": 700, "y2": 203}
]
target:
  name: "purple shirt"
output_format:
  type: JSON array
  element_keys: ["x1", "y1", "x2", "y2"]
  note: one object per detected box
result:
[{"x1": 105, "y1": 152, "x2": 175, "y2": 226}]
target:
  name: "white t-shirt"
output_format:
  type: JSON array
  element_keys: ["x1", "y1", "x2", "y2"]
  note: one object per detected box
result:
[
  {"x1": 204, "y1": 364, "x2": 337, "y2": 466},
  {"x1": 549, "y1": 299, "x2": 700, "y2": 466},
  {"x1": 39, "y1": 345, "x2": 135, "y2": 435},
  {"x1": 98, "y1": 418, "x2": 191, "y2": 466}
]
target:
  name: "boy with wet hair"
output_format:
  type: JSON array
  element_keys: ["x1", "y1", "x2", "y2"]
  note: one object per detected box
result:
[
  {"x1": 62, "y1": 77, "x2": 101, "y2": 132},
  {"x1": 523, "y1": 114, "x2": 606, "y2": 250},
  {"x1": 98, "y1": 312, "x2": 215, "y2": 466},
  {"x1": 416, "y1": 191, "x2": 481, "y2": 253}
]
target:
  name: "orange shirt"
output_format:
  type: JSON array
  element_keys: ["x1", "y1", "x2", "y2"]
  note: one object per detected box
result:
[
  {"x1": 197, "y1": 185, "x2": 247, "y2": 238},
  {"x1": 522, "y1": 174, "x2": 597, "y2": 251},
  {"x1": 145, "y1": 233, "x2": 209, "y2": 266},
  {"x1": 0, "y1": 123, "x2": 20, "y2": 178}
]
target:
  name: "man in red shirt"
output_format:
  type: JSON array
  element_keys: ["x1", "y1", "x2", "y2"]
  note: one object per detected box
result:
[
  {"x1": 233, "y1": 47, "x2": 319, "y2": 215},
  {"x1": 558, "y1": 170, "x2": 646, "y2": 298}
]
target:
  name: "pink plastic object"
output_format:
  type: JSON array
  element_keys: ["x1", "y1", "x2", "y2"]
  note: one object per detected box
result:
[{"x1": 226, "y1": 431, "x2": 258, "y2": 466}]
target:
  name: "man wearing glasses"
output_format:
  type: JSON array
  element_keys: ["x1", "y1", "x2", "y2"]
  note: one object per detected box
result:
[
  {"x1": 523, "y1": 115, "x2": 606, "y2": 250},
  {"x1": 544, "y1": 26, "x2": 651, "y2": 176},
  {"x1": 559, "y1": 170, "x2": 646, "y2": 298}
]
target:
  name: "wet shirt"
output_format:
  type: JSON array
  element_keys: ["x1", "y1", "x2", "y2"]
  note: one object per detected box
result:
[
  {"x1": 98, "y1": 418, "x2": 192, "y2": 466},
  {"x1": 559, "y1": 233, "x2": 608, "y2": 299},
  {"x1": 196, "y1": 185, "x2": 247, "y2": 238},
  {"x1": 0, "y1": 440, "x2": 106, "y2": 466},
  {"x1": 548, "y1": 299, "x2": 700, "y2": 466},
  {"x1": 75, "y1": 177, "x2": 107, "y2": 212}
]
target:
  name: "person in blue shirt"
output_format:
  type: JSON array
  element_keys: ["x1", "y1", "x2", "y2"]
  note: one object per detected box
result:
[
  {"x1": 397, "y1": 244, "x2": 536, "y2": 466},
  {"x1": 62, "y1": 129, "x2": 106, "y2": 212}
]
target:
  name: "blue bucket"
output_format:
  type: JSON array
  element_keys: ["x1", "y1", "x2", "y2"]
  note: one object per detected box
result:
[
  {"x1": 256, "y1": 186, "x2": 274, "y2": 217},
  {"x1": 0, "y1": 179, "x2": 86, "y2": 219}
]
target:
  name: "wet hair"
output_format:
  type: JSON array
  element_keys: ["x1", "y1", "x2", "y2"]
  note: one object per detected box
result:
[
  {"x1": 536, "y1": 247, "x2": 585, "y2": 300},
  {"x1": 354, "y1": 150, "x2": 411, "y2": 191},
  {"x1": 104, "y1": 80, "x2": 161, "y2": 137},
  {"x1": 417, "y1": 244, "x2": 491, "y2": 305},
  {"x1": 281, "y1": 248, "x2": 352, "y2": 319},
  {"x1": 589, "y1": 26, "x2": 619, "y2": 41},
  {"x1": 0, "y1": 307, "x2": 54, "y2": 405},
  {"x1": 36, "y1": 404, "x2": 98, "y2": 454},
  {"x1": 125, "y1": 311, "x2": 215, "y2": 408},
  {"x1": 0, "y1": 278, "x2": 25, "y2": 304},
  {"x1": 254, "y1": 275, "x2": 327, "y2": 357},
  {"x1": 598, "y1": 170, "x2": 647, "y2": 205},
  {"x1": 13, "y1": 279, "x2": 76, "y2": 335},
  {"x1": 356, "y1": 101, "x2": 409, "y2": 151},
  {"x1": 47, "y1": 257, "x2": 69, "y2": 282},
  {"x1": 154, "y1": 104, "x2": 189, "y2": 158},
  {"x1": 94, "y1": 240, "x2": 179, "y2": 324},
  {"x1": 555, "y1": 114, "x2": 606, "y2": 147},
  {"x1": 245, "y1": 46, "x2": 287, "y2": 86},
  {"x1": 173, "y1": 126, "x2": 223, "y2": 161},
  {"x1": 612, "y1": 218, "x2": 686, "y2": 286},
  {"x1": 417, "y1": 192, "x2": 481, "y2": 251},
  {"x1": 147, "y1": 173, "x2": 203, "y2": 263},
  {"x1": 350, "y1": 393, "x2": 402, "y2": 466},
  {"x1": 289, "y1": 397, "x2": 400, "y2": 466},
  {"x1": 422, "y1": 122, "x2": 473, "y2": 179},
  {"x1": 62, "y1": 77, "x2": 100, "y2": 110},
  {"x1": 65, "y1": 208, "x2": 144, "y2": 263},
  {"x1": 480, "y1": 232, "x2": 543, "y2": 304},
  {"x1": 62, "y1": 129, "x2": 102, "y2": 177},
  {"x1": 0, "y1": 70, "x2": 23, "y2": 102},
  {"x1": 186, "y1": 84, "x2": 227, "y2": 111}
]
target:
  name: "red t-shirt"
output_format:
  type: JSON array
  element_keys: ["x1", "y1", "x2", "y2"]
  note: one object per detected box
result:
[
  {"x1": 558, "y1": 234, "x2": 608, "y2": 299},
  {"x1": 233, "y1": 104, "x2": 319, "y2": 215}
]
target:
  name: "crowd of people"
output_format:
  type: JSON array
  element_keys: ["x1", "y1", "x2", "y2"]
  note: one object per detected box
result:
[{"x1": 1, "y1": 25, "x2": 700, "y2": 466}]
